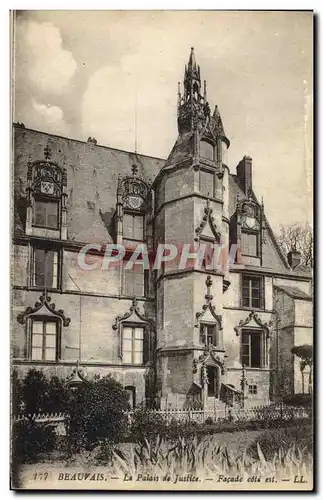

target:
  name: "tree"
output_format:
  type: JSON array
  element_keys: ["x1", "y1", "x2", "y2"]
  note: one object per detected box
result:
[
  {"x1": 276, "y1": 223, "x2": 313, "y2": 268},
  {"x1": 291, "y1": 344, "x2": 313, "y2": 394},
  {"x1": 291, "y1": 344, "x2": 313, "y2": 365}
]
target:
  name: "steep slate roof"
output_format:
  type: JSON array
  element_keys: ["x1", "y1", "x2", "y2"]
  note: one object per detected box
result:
[
  {"x1": 13, "y1": 125, "x2": 164, "y2": 244},
  {"x1": 274, "y1": 285, "x2": 312, "y2": 301},
  {"x1": 12, "y1": 124, "x2": 311, "y2": 279},
  {"x1": 164, "y1": 131, "x2": 194, "y2": 168}
]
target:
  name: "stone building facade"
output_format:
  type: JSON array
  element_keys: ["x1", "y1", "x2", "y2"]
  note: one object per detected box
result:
[{"x1": 12, "y1": 48, "x2": 312, "y2": 409}]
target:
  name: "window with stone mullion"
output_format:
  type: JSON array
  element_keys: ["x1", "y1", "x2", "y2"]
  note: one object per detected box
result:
[
  {"x1": 241, "y1": 330, "x2": 263, "y2": 368},
  {"x1": 122, "y1": 265, "x2": 145, "y2": 298},
  {"x1": 242, "y1": 276, "x2": 263, "y2": 309},
  {"x1": 33, "y1": 199, "x2": 59, "y2": 229},
  {"x1": 33, "y1": 248, "x2": 58, "y2": 289},
  {"x1": 31, "y1": 319, "x2": 57, "y2": 361},
  {"x1": 123, "y1": 213, "x2": 144, "y2": 241},
  {"x1": 122, "y1": 326, "x2": 144, "y2": 364}
]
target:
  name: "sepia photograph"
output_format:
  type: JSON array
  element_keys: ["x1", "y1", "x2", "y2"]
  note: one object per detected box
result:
[{"x1": 10, "y1": 10, "x2": 313, "y2": 491}]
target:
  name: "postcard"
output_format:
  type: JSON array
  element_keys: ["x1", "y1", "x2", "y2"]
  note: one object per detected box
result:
[{"x1": 10, "y1": 10, "x2": 313, "y2": 491}]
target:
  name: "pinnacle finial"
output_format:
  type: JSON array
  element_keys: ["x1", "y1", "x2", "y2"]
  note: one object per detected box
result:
[
  {"x1": 204, "y1": 80, "x2": 207, "y2": 100},
  {"x1": 44, "y1": 143, "x2": 52, "y2": 160},
  {"x1": 188, "y1": 46, "x2": 196, "y2": 69},
  {"x1": 131, "y1": 164, "x2": 138, "y2": 176}
]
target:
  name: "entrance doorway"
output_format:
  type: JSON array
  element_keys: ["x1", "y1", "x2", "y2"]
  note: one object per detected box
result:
[
  {"x1": 125, "y1": 386, "x2": 136, "y2": 408},
  {"x1": 206, "y1": 366, "x2": 220, "y2": 398}
]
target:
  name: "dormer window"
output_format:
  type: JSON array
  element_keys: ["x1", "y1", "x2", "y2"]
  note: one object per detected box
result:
[
  {"x1": 25, "y1": 145, "x2": 68, "y2": 239},
  {"x1": 200, "y1": 140, "x2": 214, "y2": 161},
  {"x1": 33, "y1": 199, "x2": 59, "y2": 229},
  {"x1": 115, "y1": 165, "x2": 151, "y2": 246},
  {"x1": 236, "y1": 199, "x2": 263, "y2": 260},
  {"x1": 241, "y1": 231, "x2": 259, "y2": 257}
]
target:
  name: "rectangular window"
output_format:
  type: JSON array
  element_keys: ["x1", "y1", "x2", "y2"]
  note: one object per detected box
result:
[
  {"x1": 33, "y1": 199, "x2": 59, "y2": 229},
  {"x1": 241, "y1": 231, "x2": 259, "y2": 257},
  {"x1": 248, "y1": 385, "x2": 258, "y2": 394},
  {"x1": 33, "y1": 248, "x2": 59, "y2": 289},
  {"x1": 199, "y1": 170, "x2": 215, "y2": 197},
  {"x1": 200, "y1": 141, "x2": 214, "y2": 161},
  {"x1": 200, "y1": 323, "x2": 218, "y2": 346},
  {"x1": 31, "y1": 319, "x2": 58, "y2": 361},
  {"x1": 122, "y1": 264, "x2": 145, "y2": 297},
  {"x1": 122, "y1": 326, "x2": 144, "y2": 365},
  {"x1": 242, "y1": 330, "x2": 263, "y2": 368},
  {"x1": 123, "y1": 213, "x2": 144, "y2": 241},
  {"x1": 242, "y1": 275, "x2": 264, "y2": 309}
]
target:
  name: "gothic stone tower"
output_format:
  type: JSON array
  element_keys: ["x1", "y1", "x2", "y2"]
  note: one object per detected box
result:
[{"x1": 153, "y1": 48, "x2": 231, "y2": 409}]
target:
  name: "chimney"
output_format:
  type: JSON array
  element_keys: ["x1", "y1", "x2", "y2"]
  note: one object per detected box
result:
[
  {"x1": 236, "y1": 156, "x2": 252, "y2": 195},
  {"x1": 287, "y1": 250, "x2": 301, "y2": 270}
]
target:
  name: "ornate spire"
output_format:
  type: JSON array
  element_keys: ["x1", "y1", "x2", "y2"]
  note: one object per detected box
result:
[{"x1": 178, "y1": 47, "x2": 208, "y2": 134}]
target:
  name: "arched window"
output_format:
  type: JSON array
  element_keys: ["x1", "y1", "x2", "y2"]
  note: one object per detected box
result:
[{"x1": 200, "y1": 140, "x2": 214, "y2": 161}]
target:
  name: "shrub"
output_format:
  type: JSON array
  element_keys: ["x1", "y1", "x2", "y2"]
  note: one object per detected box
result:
[
  {"x1": 282, "y1": 394, "x2": 313, "y2": 407},
  {"x1": 45, "y1": 376, "x2": 71, "y2": 413},
  {"x1": 22, "y1": 369, "x2": 49, "y2": 414},
  {"x1": 131, "y1": 409, "x2": 167, "y2": 441},
  {"x1": 68, "y1": 375, "x2": 130, "y2": 449},
  {"x1": 11, "y1": 420, "x2": 56, "y2": 463},
  {"x1": 11, "y1": 369, "x2": 23, "y2": 414},
  {"x1": 20, "y1": 369, "x2": 70, "y2": 414}
]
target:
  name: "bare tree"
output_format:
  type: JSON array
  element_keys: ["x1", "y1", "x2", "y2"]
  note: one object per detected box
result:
[{"x1": 276, "y1": 223, "x2": 313, "y2": 268}]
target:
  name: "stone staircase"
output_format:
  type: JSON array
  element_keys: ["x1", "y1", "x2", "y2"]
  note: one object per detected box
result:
[{"x1": 204, "y1": 397, "x2": 227, "y2": 412}]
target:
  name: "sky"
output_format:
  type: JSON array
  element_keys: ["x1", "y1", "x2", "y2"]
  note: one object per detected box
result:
[{"x1": 12, "y1": 10, "x2": 313, "y2": 232}]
